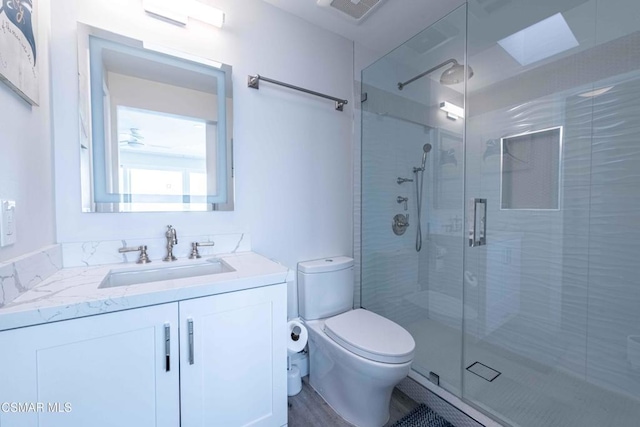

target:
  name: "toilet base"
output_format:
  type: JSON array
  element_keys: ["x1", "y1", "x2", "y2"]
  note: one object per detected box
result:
[{"x1": 306, "y1": 319, "x2": 412, "y2": 427}]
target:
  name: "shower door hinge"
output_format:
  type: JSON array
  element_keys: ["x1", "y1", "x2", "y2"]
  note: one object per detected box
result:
[
  {"x1": 361, "y1": 92, "x2": 368, "y2": 103},
  {"x1": 429, "y1": 371, "x2": 440, "y2": 386}
]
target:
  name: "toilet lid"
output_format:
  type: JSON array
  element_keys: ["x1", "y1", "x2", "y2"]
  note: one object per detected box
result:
[{"x1": 324, "y1": 309, "x2": 415, "y2": 364}]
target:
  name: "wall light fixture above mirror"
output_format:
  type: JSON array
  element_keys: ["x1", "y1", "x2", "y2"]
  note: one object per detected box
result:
[
  {"x1": 142, "y1": 0, "x2": 225, "y2": 28},
  {"x1": 78, "y1": 24, "x2": 234, "y2": 213}
]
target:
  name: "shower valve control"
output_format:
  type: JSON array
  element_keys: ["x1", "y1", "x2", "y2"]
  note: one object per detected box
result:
[
  {"x1": 392, "y1": 214, "x2": 409, "y2": 236},
  {"x1": 397, "y1": 177, "x2": 414, "y2": 184},
  {"x1": 397, "y1": 196, "x2": 409, "y2": 211}
]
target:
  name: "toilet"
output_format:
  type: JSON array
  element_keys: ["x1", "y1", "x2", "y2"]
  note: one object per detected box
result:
[{"x1": 298, "y1": 257, "x2": 415, "y2": 427}]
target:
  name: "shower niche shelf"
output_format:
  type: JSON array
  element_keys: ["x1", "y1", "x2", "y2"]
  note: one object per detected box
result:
[{"x1": 500, "y1": 127, "x2": 562, "y2": 211}]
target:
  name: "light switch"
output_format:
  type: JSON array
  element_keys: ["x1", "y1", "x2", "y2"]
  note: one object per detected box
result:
[{"x1": 0, "y1": 200, "x2": 16, "y2": 247}]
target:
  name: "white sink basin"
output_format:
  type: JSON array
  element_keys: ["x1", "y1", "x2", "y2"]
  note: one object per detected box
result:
[{"x1": 99, "y1": 259, "x2": 235, "y2": 288}]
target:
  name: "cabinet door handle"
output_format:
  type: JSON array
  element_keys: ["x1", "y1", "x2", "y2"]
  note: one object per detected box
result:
[
  {"x1": 164, "y1": 323, "x2": 171, "y2": 372},
  {"x1": 188, "y1": 318, "x2": 194, "y2": 365}
]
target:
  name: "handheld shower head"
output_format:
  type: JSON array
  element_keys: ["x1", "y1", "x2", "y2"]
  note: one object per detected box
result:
[
  {"x1": 421, "y1": 143, "x2": 432, "y2": 169},
  {"x1": 414, "y1": 144, "x2": 432, "y2": 252}
]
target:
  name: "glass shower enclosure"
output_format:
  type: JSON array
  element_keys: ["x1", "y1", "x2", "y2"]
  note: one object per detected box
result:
[{"x1": 361, "y1": 1, "x2": 640, "y2": 426}]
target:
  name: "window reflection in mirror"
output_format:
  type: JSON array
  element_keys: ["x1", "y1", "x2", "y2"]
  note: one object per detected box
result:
[
  {"x1": 116, "y1": 107, "x2": 212, "y2": 212},
  {"x1": 78, "y1": 25, "x2": 233, "y2": 212}
]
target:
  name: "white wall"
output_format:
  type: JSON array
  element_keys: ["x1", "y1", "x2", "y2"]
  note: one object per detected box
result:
[
  {"x1": 0, "y1": 1, "x2": 55, "y2": 263},
  {"x1": 51, "y1": 0, "x2": 353, "y2": 272}
]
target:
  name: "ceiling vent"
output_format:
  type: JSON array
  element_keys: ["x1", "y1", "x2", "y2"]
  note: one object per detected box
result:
[
  {"x1": 469, "y1": 0, "x2": 513, "y2": 18},
  {"x1": 405, "y1": 21, "x2": 460, "y2": 55},
  {"x1": 317, "y1": 0, "x2": 386, "y2": 23}
]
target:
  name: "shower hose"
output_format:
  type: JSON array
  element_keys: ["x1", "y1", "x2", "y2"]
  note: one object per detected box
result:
[{"x1": 414, "y1": 166, "x2": 425, "y2": 252}]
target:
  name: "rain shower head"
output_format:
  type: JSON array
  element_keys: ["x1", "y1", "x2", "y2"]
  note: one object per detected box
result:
[
  {"x1": 398, "y1": 59, "x2": 474, "y2": 90},
  {"x1": 440, "y1": 61, "x2": 474, "y2": 85}
]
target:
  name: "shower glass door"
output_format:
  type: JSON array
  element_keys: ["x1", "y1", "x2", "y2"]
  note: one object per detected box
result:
[
  {"x1": 362, "y1": 0, "x2": 640, "y2": 425},
  {"x1": 463, "y1": 0, "x2": 640, "y2": 425},
  {"x1": 360, "y1": 5, "x2": 467, "y2": 397}
]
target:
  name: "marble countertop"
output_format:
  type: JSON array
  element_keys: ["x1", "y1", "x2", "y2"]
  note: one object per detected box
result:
[{"x1": 0, "y1": 252, "x2": 290, "y2": 332}]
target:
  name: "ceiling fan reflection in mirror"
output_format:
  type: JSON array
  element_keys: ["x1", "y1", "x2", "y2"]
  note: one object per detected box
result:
[
  {"x1": 118, "y1": 128, "x2": 169, "y2": 150},
  {"x1": 119, "y1": 128, "x2": 145, "y2": 147}
]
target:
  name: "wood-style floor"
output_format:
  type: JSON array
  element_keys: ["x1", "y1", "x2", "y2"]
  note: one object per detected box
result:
[{"x1": 288, "y1": 377, "x2": 419, "y2": 427}]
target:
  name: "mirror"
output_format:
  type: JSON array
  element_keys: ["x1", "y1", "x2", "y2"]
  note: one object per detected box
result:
[{"x1": 77, "y1": 24, "x2": 233, "y2": 212}]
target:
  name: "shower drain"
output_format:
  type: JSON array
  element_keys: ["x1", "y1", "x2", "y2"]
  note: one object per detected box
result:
[{"x1": 466, "y1": 361, "x2": 501, "y2": 382}]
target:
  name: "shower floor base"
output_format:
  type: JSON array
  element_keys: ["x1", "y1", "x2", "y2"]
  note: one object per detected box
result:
[{"x1": 406, "y1": 318, "x2": 640, "y2": 427}]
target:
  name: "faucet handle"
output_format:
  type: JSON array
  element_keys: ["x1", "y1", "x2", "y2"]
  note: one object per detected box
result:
[
  {"x1": 397, "y1": 177, "x2": 414, "y2": 184},
  {"x1": 397, "y1": 196, "x2": 409, "y2": 211},
  {"x1": 166, "y1": 225, "x2": 178, "y2": 244},
  {"x1": 188, "y1": 242, "x2": 215, "y2": 259},
  {"x1": 119, "y1": 245, "x2": 151, "y2": 264}
]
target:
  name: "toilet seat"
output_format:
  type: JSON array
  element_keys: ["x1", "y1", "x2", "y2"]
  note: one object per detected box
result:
[{"x1": 323, "y1": 309, "x2": 415, "y2": 364}]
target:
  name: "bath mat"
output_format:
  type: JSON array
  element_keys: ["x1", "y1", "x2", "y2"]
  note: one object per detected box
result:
[{"x1": 390, "y1": 403, "x2": 455, "y2": 427}]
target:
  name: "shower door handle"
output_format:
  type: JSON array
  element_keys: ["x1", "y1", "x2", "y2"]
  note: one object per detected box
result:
[{"x1": 469, "y1": 198, "x2": 487, "y2": 247}]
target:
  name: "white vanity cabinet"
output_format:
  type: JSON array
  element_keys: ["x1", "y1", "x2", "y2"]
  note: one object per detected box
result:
[
  {"x1": 180, "y1": 283, "x2": 287, "y2": 427},
  {"x1": 0, "y1": 303, "x2": 181, "y2": 427},
  {"x1": 0, "y1": 283, "x2": 287, "y2": 427}
]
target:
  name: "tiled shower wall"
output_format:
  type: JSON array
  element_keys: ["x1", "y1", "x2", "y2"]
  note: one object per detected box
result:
[
  {"x1": 582, "y1": 76, "x2": 640, "y2": 399},
  {"x1": 360, "y1": 101, "x2": 431, "y2": 324},
  {"x1": 464, "y1": 71, "x2": 640, "y2": 401}
]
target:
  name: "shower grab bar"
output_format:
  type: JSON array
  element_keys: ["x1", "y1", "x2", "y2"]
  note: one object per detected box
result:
[{"x1": 248, "y1": 74, "x2": 348, "y2": 111}]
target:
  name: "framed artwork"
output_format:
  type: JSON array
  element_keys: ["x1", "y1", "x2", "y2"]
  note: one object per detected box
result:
[{"x1": 0, "y1": 0, "x2": 38, "y2": 105}]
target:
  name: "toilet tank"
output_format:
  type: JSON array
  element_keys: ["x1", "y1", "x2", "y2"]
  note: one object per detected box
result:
[{"x1": 298, "y1": 257, "x2": 354, "y2": 320}]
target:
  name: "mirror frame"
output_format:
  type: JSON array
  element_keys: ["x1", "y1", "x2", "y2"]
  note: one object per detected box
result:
[{"x1": 77, "y1": 23, "x2": 234, "y2": 212}]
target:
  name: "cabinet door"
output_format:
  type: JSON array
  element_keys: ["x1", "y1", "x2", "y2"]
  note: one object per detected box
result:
[
  {"x1": 0, "y1": 304, "x2": 179, "y2": 427},
  {"x1": 180, "y1": 283, "x2": 287, "y2": 427}
]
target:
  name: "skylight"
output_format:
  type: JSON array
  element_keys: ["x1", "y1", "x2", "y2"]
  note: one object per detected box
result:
[{"x1": 498, "y1": 13, "x2": 579, "y2": 66}]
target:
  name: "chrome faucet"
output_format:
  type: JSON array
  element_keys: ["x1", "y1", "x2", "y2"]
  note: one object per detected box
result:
[{"x1": 163, "y1": 225, "x2": 178, "y2": 262}]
